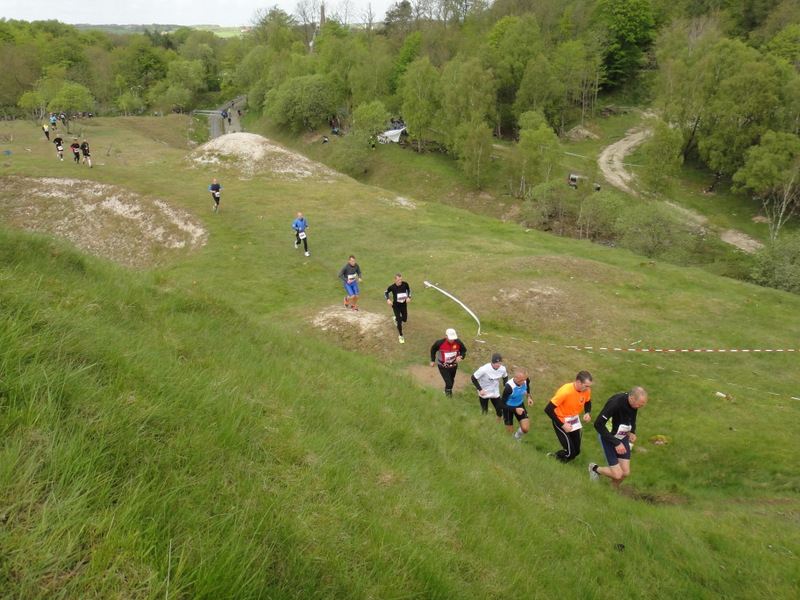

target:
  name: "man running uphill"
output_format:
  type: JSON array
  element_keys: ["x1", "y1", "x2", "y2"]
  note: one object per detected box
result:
[
  {"x1": 501, "y1": 368, "x2": 533, "y2": 441},
  {"x1": 430, "y1": 328, "x2": 467, "y2": 397},
  {"x1": 339, "y1": 255, "x2": 363, "y2": 311},
  {"x1": 589, "y1": 387, "x2": 648, "y2": 489},
  {"x1": 209, "y1": 178, "x2": 222, "y2": 213},
  {"x1": 544, "y1": 371, "x2": 593, "y2": 463},
  {"x1": 385, "y1": 273, "x2": 411, "y2": 343},
  {"x1": 292, "y1": 212, "x2": 310, "y2": 256}
]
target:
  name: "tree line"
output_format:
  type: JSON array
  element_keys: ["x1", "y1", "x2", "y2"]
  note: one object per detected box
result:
[{"x1": 2, "y1": 1, "x2": 800, "y2": 289}]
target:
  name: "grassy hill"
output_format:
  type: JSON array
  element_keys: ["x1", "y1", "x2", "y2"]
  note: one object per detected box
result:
[{"x1": 1, "y1": 115, "x2": 798, "y2": 598}]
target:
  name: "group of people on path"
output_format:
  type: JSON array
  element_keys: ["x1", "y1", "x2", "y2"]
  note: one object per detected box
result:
[
  {"x1": 45, "y1": 125, "x2": 92, "y2": 167},
  {"x1": 466, "y1": 354, "x2": 648, "y2": 488},
  {"x1": 201, "y1": 197, "x2": 650, "y2": 489}
]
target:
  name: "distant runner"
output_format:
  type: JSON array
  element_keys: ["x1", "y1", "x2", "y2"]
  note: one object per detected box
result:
[
  {"x1": 53, "y1": 135, "x2": 64, "y2": 161},
  {"x1": 339, "y1": 255, "x2": 363, "y2": 311},
  {"x1": 208, "y1": 178, "x2": 222, "y2": 213},
  {"x1": 500, "y1": 368, "x2": 533, "y2": 440},
  {"x1": 385, "y1": 273, "x2": 411, "y2": 343},
  {"x1": 69, "y1": 139, "x2": 81, "y2": 163},
  {"x1": 80, "y1": 138, "x2": 92, "y2": 168},
  {"x1": 292, "y1": 212, "x2": 309, "y2": 256}
]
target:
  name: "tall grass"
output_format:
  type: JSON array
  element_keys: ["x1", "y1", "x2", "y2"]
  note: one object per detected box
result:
[{"x1": 1, "y1": 118, "x2": 799, "y2": 598}]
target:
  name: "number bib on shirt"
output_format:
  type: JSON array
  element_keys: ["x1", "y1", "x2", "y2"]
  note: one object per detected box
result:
[
  {"x1": 615, "y1": 424, "x2": 632, "y2": 440},
  {"x1": 214, "y1": 192, "x2": 220, "y2": 198},
  {"x1": 396, "y1": 292, "x2": 407, "y2": 303},
  {"x1": 298, "y1": 231, "x2": 306, "y2": 239},
  {"x1": 443, "y1": 351, "x2": 457, "y2": 365},
  {"x1": 564, "y1": 415, "x2": 582, "y2": 430},
  {"x1": 347, "y1": 274, "x2": 357, "y2": 282}
]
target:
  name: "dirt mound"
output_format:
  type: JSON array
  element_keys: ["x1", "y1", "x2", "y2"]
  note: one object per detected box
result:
[
  {"x1": 0, "y1": 176, "x2": 207, "y2": 269},
  {"x1": 190, "y1": 132, "x2": 340, "y2": 182}
]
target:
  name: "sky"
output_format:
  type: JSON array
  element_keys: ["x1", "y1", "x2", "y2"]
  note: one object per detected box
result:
[{"x1": 2, "y1": 0, "x2": 396, "y2": 28}]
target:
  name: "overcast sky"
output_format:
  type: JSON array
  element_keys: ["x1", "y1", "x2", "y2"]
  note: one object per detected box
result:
[{"x1": 3, "y1": 0, "x2": 396, "y2": 28}]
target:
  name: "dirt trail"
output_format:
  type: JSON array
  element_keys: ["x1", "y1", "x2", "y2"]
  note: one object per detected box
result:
[{"x1": 597, "y1": 113, "x2": 763, "y2": 253}]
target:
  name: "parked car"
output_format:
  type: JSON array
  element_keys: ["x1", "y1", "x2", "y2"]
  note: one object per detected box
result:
[{"x1": 567, "y1": 173, "x2": 601, "y2": 191}]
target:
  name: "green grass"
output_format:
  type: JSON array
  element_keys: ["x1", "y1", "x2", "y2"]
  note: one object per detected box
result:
[{"x1": 1, "y1": 115, "x2": 799, "y2": 599}]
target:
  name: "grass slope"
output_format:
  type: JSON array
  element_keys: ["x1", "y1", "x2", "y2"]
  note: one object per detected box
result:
[{"x1": 1, "y1": 116, "x2": 798, "y2": 599}]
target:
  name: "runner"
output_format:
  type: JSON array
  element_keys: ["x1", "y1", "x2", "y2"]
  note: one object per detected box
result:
[
  {"x1": 471, "y1": 353, "x2": 508, "y2": 419},
  {"x1": 544, "y1": 371, "x2": 593, "y2": 463},
  {"x1": 338, "y1": 255, "x2": 363, "y2": 311},
  {"x1": 52, "y1": 135, "x2": 64, "y2": 161},
  {"x1": 208, "y1": 178, "x2": 222, "y2": 213},
  {"x1": 384, "y1": 273, "x2": 411, "y2": 343},
  {"x1": 500, "y1": 368, "x2": 533, "y2": 440},
  {"x1": 429, "y1": 328, "x2": 467, "y2": 397},
  {"x1": 80, "y1": 138, "x2": 92, "y2": 167},
  {"x1": 42, "y1": 123, "x2": 50, "y2": 141},
  {"x1": 292, "y1": 212, "x2": 309, "y2": 256},
  {"x1": 589, "y1": 387, "x2": 648, "y2": 489},
  {"x1": 69, "y1": 139, "x2": 81, "y2": 163}
]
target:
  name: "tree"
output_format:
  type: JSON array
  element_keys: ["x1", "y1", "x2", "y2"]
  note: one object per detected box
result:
[
  {"x1": 638, "y1": 119, "x2": 684, "y2": 197},
  {"x1": 508, "y1": 110, "x2": 561, "y2": 198},
  {"x1": 733, "y1": 130, "x2": 800, "y2": 240},
  {"x1": 399, "y1": 56, "x2": 440, "y2": 152},
  {"x1": 389, "y1": 31, "x2": 422, "y2": 94},
  {"x1": 438, "y1": 56, "x2": 495, "y2": 154},
  {"x1": 750, "y1": 232, "x2": 800, "y2": 294},
  {"x1": 18, "y1": 91, "x2": 46, "y2": 120},
  {"x1": 265, "y1": 74, "x2": 333, "y2": 131},
  {"x1": 454, "y1": 119, "x2": 493, "y2": 189},
  {"x1": 352, "y1": 100, "x2": 390, "y2": 137},
  {"x1": 594, "y1": 0, "x2": 655, "y2": 85},
  {"x1": 47, "y1": 82, "x2": 94, "y2": 114}
]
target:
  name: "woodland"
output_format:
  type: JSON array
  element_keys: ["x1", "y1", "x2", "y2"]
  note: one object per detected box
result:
[{"x1": 2, "y1": 0, "x2": 800, "y2": 288}]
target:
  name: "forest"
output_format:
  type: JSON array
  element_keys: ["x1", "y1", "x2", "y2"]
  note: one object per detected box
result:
[{"x1": 2, "y1": 0, "x2": 800, "y2": 287}]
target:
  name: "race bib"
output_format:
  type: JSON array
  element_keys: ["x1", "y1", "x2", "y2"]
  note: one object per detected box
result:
[
  {"x1": 396, "y1": 292, "x2": 407, "y2": 303},
  {"x1": 347, "y1": 274, "x2": 356, "y2": 282},
  {"x1": 298, "y1": 231, "x2": 306, "y2": 239},
  {"x1": 615, "y1": 424, "x2": 632, "y2": 440},
  {"x1": 57, "y1": 146, "x2": 63, "y2": 151},
  {"x1": 443, "y1": 351, "x2": 457, "y2": 365},
  {"x1": 214, "y1": 191, "x2": 220, "y2": 198},
  {"x1": 565, "y1": 415, "x2": 582, "y2": 430}
]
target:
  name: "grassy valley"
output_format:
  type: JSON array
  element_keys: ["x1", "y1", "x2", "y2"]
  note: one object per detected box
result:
[{"x1": 1, "y1": 113, "x2": 799, "y2": 599}]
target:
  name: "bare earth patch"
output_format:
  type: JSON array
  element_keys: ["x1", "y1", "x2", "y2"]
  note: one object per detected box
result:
[
  {"x1": 0, "y1": 176, "x2": 207, "y2": 269},
  {"x1": 190, "y1": 132, "x2": 340, "y2": 182}
]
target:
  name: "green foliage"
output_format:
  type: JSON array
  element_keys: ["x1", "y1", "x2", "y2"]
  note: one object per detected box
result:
[
  {"x1": 438, "y1": 56, "x2": 495, "y2": 153},
  {"x1": 733, "y1": 130, "x2": 800, "y2": 240},
  {"x1": 389, "y1": 31, "x2": 422, "y2": 94},
  {"x1": 751, "y1": 232, "x2": 800, "y2": 293},
  {"x1": 594, "y1": 0, "x2": 656, "y2": 85},
  {"x1": 639, "y1": 119, "x2": 684, "y2": 197},
  {"x1": 399, "y1": 57, "x2": 440, "y2": 151},
  {"x1": 615, "y1": 202, "x2": 695, "y2": 259},
  {"x1": 506, "y1": 110, "x2": 561, "y2": 197},
  {"x1": 116, "y1": 91, "x2": 145, "y2": 115},
  {"x1": 352, "y1": 100, "x2": 390, "y2": 136},
  {"x1": 265, "y1": 74, "x2": 334, "y2": 132},
  {"x1": 47, "y1": 81, "x2": 94, "y2": 114},
  {"x1": 330, "y1": 129, "x2": 372, "y2": 176},
  {"x1": 454, "y1": 120, "x2": 494, "y2": 189}
]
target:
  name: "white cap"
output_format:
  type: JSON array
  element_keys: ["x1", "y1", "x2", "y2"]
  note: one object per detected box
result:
[{"x1": 446, "y1": 328, "x2": 457, "y2": 340}]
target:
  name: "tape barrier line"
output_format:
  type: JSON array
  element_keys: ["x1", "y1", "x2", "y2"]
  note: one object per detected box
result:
[
  {"x1": 482, "y1": 332, "x2": 800, "y2": 401},
  {"x1": 566, "y1": 347, "x2": 800, "y2": 353}
]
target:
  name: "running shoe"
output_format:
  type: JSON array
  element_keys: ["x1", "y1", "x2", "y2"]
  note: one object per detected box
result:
[
  {"x1": 294, "y1": 242, "x2": 299, "y2": 248},
  {"x1": 304, "y1": 252, "x2": 309, "y2": 256},
  {"x1": 588, "y1": 462, "x2": 600, "y2": 482},
  {"x1": 392, "y1": 316, "x2": 397, "y2": 325},
  {"x1": 344, "y1": 297, "x2": 349, "y2": 307},
  {"x1": 398, "y1": 336, "x2": 404, "y2": 344},
  {"x1": 351, "y1": 307, "x2": 359, "y2": 311}
]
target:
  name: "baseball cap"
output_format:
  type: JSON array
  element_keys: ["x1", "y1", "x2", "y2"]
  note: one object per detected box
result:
[
  {"x1": 445, "y1": 328, "x2": 457, "y2": 340},
  {"x1": 491, "y1": 353, "x2": 503, "y2": 363}
]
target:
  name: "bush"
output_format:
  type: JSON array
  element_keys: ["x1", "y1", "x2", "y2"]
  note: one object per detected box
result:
[
  {"x1": 615, "y1": 202, "x2": 693, "y2": 259},
  {"x1": 750, "y1": 233, "x2": 800, "y2": 294}
]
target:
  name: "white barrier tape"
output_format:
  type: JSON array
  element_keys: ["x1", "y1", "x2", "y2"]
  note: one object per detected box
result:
[{"x1": 567, "y1": 346, "x2": 800, "y2": 353}]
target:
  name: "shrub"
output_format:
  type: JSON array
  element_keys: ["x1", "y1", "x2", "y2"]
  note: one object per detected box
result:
[{"x1": 750, "y1": 232, "x2": 800, "y2": 294}]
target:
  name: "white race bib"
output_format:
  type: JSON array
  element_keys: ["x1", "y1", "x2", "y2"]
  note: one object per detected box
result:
[
  {"x1": 347, "y1": 274, "x2": 356, "y2": 282},
  {"x1": 614, "y1": 424, "x2": 632, "y2": 440},
  {"x1": 443, "y1": 351, "x2": 457, "y2": 365},
  {"x1": 57, "y1": 146, "x2": 63, "y2": 151},
  {"x1": 298, "y1": 231, "x2": 306, "y2": 239},
  {"x1": 565, "y1": 415, "x2": 582, "y2": 430},
  {"x1": 213, "y1": 191, "x2": 220, "y2": 198},
  {"x1": 396, "y1": 292, "x2": 407, "y2": 303}
]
